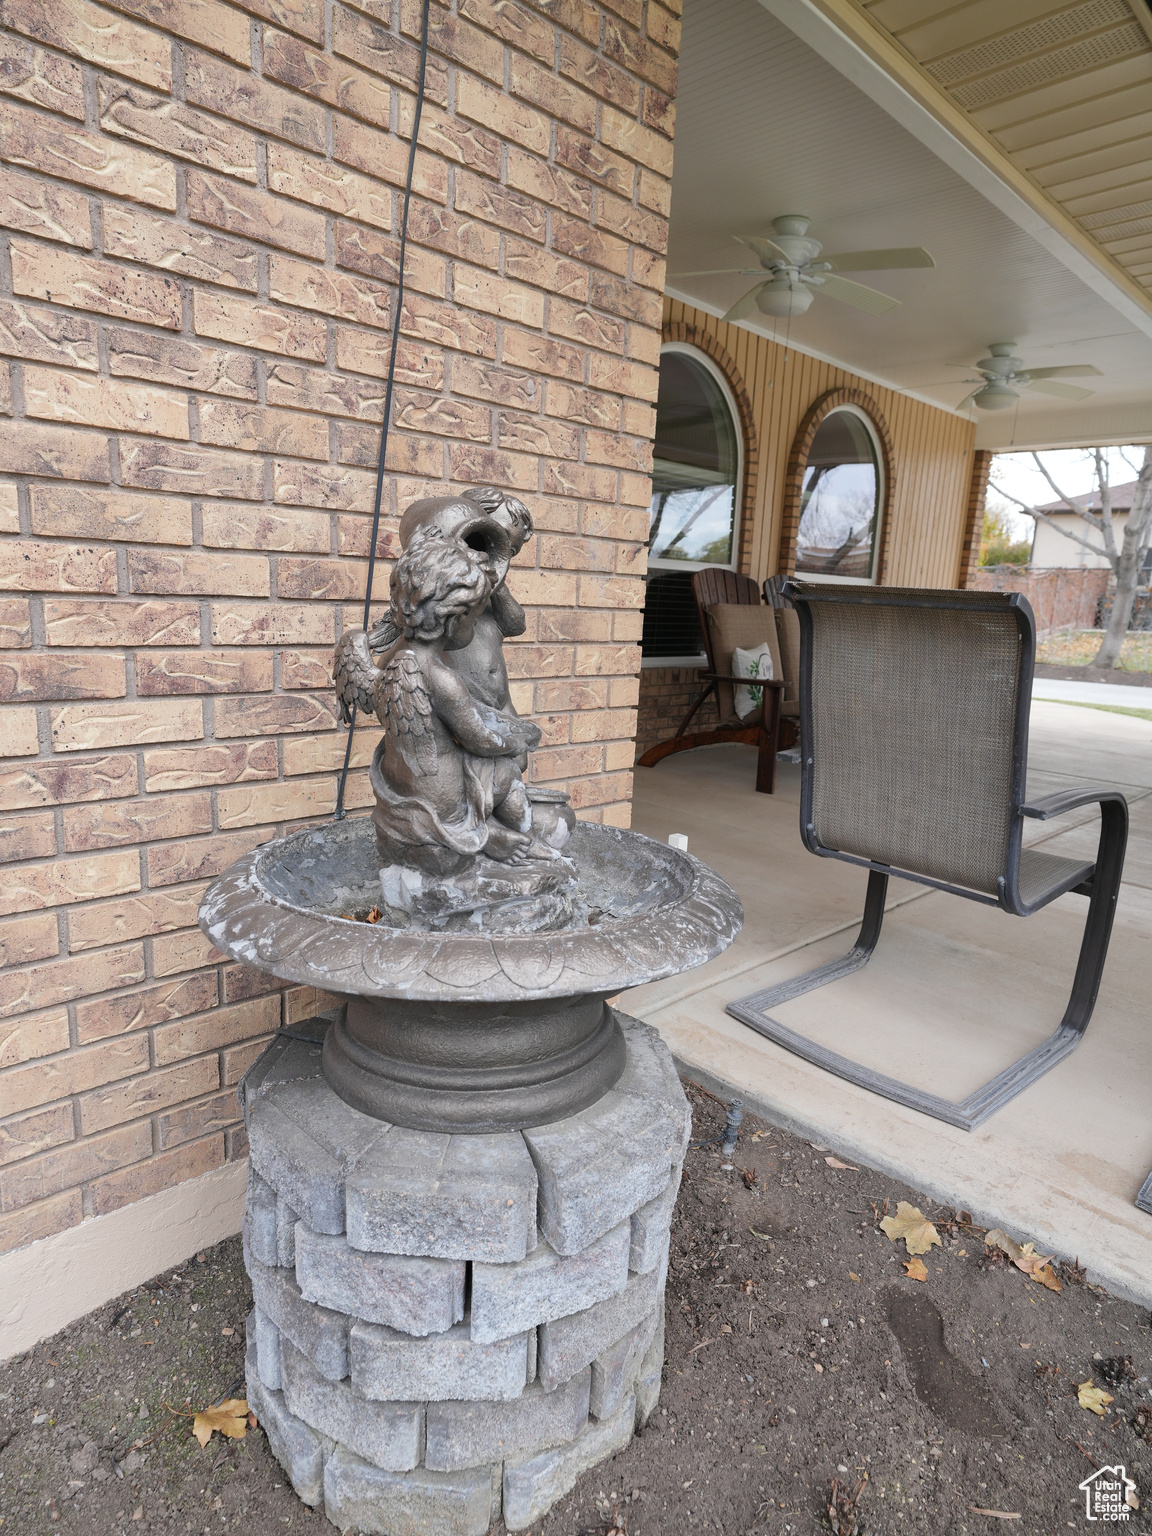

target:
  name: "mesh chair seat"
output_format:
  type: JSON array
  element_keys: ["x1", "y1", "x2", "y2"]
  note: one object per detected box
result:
[
  {"x1": 1017, "y1": 849, "x2": 1093, "y2": 909},
  {"x1": 727, "y1": 581, "x2": 1129, "y2": 1134}
]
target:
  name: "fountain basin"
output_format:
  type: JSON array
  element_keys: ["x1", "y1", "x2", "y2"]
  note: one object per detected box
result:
[{"x1": 200, "y1": 817, "x2": 741, "y2": 1132}]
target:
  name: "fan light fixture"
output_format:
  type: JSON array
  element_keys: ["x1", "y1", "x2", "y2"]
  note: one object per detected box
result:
[
  {"x1": 670, "y1": 215, "x2": 935, "y2": 323},
  {"x1": 938, "y1": 342, "x2": 1103, "y2": 411}
]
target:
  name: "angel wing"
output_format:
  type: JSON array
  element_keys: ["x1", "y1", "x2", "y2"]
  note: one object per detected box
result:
[
  {"x1": 380, "y1": 649, "x2": 437, "y2": 776},
  {"x1": 332, "y1": 629, "x2": 382, "y2": 725},
  {"x1": 367, "y1": 610, "x2": 401, "y2": 656}
]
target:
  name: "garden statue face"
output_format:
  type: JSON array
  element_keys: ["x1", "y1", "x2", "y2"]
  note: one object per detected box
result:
[{"x1": 397, "y1": 494, "x2": 514, "y2": 586}]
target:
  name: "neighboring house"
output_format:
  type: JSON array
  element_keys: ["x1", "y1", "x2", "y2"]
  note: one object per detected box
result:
[
  {"x1": 4, "y1": 0, "x2": 1152, "y2": 1349},
  {"x1": 1030, "y1": 483, "x2": 1145, "y2": 572}
]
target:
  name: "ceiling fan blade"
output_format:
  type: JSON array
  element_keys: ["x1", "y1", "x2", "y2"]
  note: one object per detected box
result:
[
  {"x1": 1025, "y1": 379, "x2": 1095, "y2": 400},
  {"x1": 822, "y1": 247, "x2": 936, "y2": 272},
  {"x1": 735, "y1": 235, "x2": 791, "y2": 264},
  {"x1": 1023, "y1": 364, "x2": 1102, "y2": 380},
  {"x1": 668, "y1": 268, "x2": 759, "y2": 277},
  {"x1": 818, "y1": 273, "x2": 901, "y2": 315},
  {"x1": 722, "y1": 283, "x2": 771, "y2": 323}
]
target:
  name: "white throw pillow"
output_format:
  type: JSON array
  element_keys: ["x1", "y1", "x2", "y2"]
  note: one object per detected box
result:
[{"x1": 732, "y1": 641, "x2": 774, "y2": 719}]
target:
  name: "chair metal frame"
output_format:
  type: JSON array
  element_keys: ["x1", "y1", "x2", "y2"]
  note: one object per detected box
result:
[
  {"x1": 637, "y1": 568, "x2": 790, "y2": 794},
  {"x1": 727, "y1": 582, "x2": 1129, "y2": 1131}
]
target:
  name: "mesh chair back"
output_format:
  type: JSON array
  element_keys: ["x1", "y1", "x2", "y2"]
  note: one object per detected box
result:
[{"x1": 794, "y1": 585, "x2": 1032, "y2": 897}]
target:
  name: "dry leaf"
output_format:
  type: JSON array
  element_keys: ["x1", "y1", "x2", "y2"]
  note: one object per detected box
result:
[
  {"x1": 749, "y1": 1228, "x2": 772, "y2": 1243},
  {"x1": 985, "y1": 1230, "x2": 1061, "y2": 1290},
  {"x1": 1077, "y1": 1381, "x2": 1114, "y2": 1416},
  {"x1": 903, "y1": 1257, "x2": 928, "y2": 1282},
  {"x1": 193, "y1": 1398, "x2": 249, "y2": 1449},
  {"x1": 825, "y1": 1156, "x2": 859, "y2": 1171},
  {"x1": 365, "y1": 906, "x2": 381, "y2": 924},
  {"x1": 848, "y1": 1272, "x2": 862, "y2": 1283},
  {"x1": 880, "y1": 1201, "x2": 941, "y2": 1256}
]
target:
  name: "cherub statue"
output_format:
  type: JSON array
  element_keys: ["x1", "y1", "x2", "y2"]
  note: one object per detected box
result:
[
  {"x1": 367, "y1": 531, "x2": 546, "y2": 875},
  {"x1": 334, "y1": 486, "x2": 531, "y2": 729}
]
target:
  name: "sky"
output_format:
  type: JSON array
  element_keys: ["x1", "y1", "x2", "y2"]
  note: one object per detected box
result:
[{"x1": 987, "y1": 446, "x2": 1147, "y2": 540}]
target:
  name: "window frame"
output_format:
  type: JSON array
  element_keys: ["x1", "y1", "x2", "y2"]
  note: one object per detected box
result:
[
  {"x1": 643, "y1": 341, "x2": 746, "y2": 667},
  {"x1": 793, "y1": 402, "x2": 885, "y2": 586}
]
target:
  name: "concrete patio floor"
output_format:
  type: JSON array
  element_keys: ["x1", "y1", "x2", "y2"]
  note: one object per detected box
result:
[{"x1": 623, "y1": 696, "x2": 1152, "y2": 1307}]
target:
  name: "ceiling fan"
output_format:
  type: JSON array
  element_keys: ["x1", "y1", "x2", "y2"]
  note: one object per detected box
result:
[
  {"x1": 672, "y1": 215, "x2": 935, "y2": 322},
  {"x1": 939, "y1": 343, "x2": 1102, "y2": 410}
]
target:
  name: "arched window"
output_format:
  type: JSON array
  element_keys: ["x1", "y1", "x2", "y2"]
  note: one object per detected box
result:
[
  {"x1": 795, "y1": 405, "x2": 883, "y2": 583},
  {"x1": 642, "y1": 344, "x2": 744, "y2": 661}
]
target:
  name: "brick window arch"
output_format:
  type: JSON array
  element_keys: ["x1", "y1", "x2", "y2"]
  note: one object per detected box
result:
[
  {"x1": 778, "y1": 388, "x2": 895, "y2": 584},
  {"x1": 661, "y1": 321, "x2": 759, "y2": 575}
]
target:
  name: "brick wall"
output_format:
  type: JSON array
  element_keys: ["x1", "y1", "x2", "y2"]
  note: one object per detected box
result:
[
  {"x1": 972, "y1": 565, "x2": 1111, "y2": 633},
  {"x1": 0, "y1": 0, "x2": 677, "y2": 1258},
  {"x1": 634, "y1": 663, "x2": 713, "y2": 757}
]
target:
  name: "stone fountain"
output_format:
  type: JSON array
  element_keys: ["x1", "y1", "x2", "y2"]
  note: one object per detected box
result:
[{"x1": 200, "y1": 487, "x2": 742, "y2": 1534}]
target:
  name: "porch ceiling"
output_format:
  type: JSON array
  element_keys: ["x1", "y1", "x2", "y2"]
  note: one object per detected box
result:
[{"x1": 665, "y1": 0, "x2": 1152, "y2": 450}]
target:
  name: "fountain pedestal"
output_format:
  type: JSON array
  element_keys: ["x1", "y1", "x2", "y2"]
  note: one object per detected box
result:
[{"x1": 238, "y1": 1015, "x2": 689, "y2": 1534}]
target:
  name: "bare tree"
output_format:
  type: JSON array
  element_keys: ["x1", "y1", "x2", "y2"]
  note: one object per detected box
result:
[{"x1": 994, "y1": 445, "x2": 1152, "y2": 669}]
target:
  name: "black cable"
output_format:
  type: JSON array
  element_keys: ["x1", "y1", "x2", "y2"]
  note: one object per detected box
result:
[{"x1": 334, "y1": 0, "x2": 432, "y2": 820}]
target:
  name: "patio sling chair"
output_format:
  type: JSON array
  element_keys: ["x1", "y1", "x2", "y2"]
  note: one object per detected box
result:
[
  {"x1": 726, "y1": 582, "x2": 1129, "y2": 1131},
  {"x1": 636, "y1": 569, "x2": 797, "y2": 794}
]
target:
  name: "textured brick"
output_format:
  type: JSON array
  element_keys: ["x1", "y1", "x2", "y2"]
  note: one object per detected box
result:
[
  {"x1": 135, "y1": 649, "x2": 273, "y2": 696},
  {"x1": 1, "y1": 537, "x2": 117, "y2": 596},
  {"x1": 0, "y1": 753, "x2": 136, "y2": 812},
  {"x1": 331, "y1": 7, "x2": 449, "y2": 105},
  {"x1": 106, "y1": 0, "x2": 249, "y2": 61},
  {"x1": 74, "y1": 971, "x2": 218, "y2": 1043},
  {"x1": 98, "y1": 79, "x2": 258, "y2": 179},
  {"x1": 0, "y1": 102, "x2": 176, "y2": 208},
  {"x1": 153, "y1": 994, "x2": 279, "y2": 1068},
  {"x1": 102, "y1": 207, "x2": 257, "y2": 291},
  {"x1": 185, "y1": 48, "x2": 324, "y2": 150},
  {"x1": 0, "y1": 1102, "x2": 74, "y2": 1169},
  {"x1": 0, "y1": 911, "x2": 58, "y2": 969},
  {"x1": 216, "y1": 776, "x2": 336, "y2": 827},
  {"x1": 119, "y1": 440, "x2": 264, "y2": 500},
  {"x1": 201, "y1": 503, "x2": 328, "y2": 554},
  {"x1": 0, "y1": 33, "x2": 85, "y2": 118},
  {"x1": 89, "y1": 1132, "x2": 223, "y2": 1215},
  {"x1": 50, "y1": 699, "x2": 203, "y2": 752},
  {"x1": 214, "y1": 693, "x2": 338, "y2": 738},
  {"x1": 269, "y1": 254, "x2": 391, "y2": 330},
  {"x1": 323, "y1": 1446, "x2": 492, "y2": 1536},
  {"x1": 333, "y1": 110, "x2": 448, "y2": 203},
  {"x1": 0, "y1": 1005, "x2": 70, "y2": 1067},
  {"x1": 0, "y1": 1121, "x2": 151, "y2": 1213},
  {"x1": 193, "y1": 290, "x2": 327, "y2": 361},
  {"x1": 43, "y1": 599, "x2": 200, "y2": 648},
  {"x1": 11, "y1": 241, "x2": 180, "y2": 326},
  {"x1": 1, "y1": 0, "x2": 172, "y2": 92},
  {"x1": 128, "y1": 549, "x2": 269, "y2": 598},
  {"x1": 273, "y1": 461, "x2": 375, "y2": 512},
  {"x1": 146, "y1": 825, "x2": 265, "y2": 886},
  {"x1": 0, "y1": 812, "x2": 55, "y2": 863},
  {"x1": 453, "y1": 170, "x2": 546, "y2": 244},
  {"x1": 0, "y1": 167, "x2": 90, "y2": 247},
  {"x1": 23, "y1": 366, "x2": 189, "y2": 439},
  {"x1": 187, "y1": 170, "x2": 325, "y2": 258},
  {"x1": 211, "y1": 603, "x2": 334, "y2": 646},
  {"x1": 425, "y1": 1371, "x2": 589, "y2": 1474},
  {"x1": 148, "y1": 926, "x2": 223, "y2": 977},
  {"x1": 262, "y1": 29, "x2": 390, "y2": 128},
  {"x1": 0, "y1": 1189, "x2": 81, "y2": 1255},
  {"x1": 248, "y1": 1247, "x2": 349, "y2": 1380},
  {"x1": 1, "y1": 1032, "x2": 149, "y2": 1122},
  {"x1": 0, "y1": 651, "x2": 125, "y2": 704},
  {"x1": 30, "y1": 487, "x2": 192, "y2": 547},
  {"x1": 3, "y1": 424, "x2": 111, "y2": 488},
  {"x1": 157, "y1": 1088, "x2": 240, "y2": 1148},
  {"x1": 267, "y1": 359, "x2": 386, "y2": 419},
  {"x1": 0, "y1": 851, "x2": 141, "y2": 920},
  {"x1": 350, "y1": 1316, "x2": 528, "y2": 1404},
  {"x1": 79, "y1": 1054, "x2": 219, "y2": 1134},
  {"x1": 268, "y1": 144, "x2": 391, "y2": 231},
  {"x1": 143, "y1": 741, "x2": 276, "y2": 792},
  {"x1": 61, "y1": 793, "x2": 212, "y2": 851}
]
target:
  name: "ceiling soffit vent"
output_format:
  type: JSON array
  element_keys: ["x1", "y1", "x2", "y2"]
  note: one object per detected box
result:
[
  {"x1": 925, "y1": 0, "x2": 1132, "y2": 85},
  {"x1": 933, "y1": 21, "x2": 1146, "y2": 109}
]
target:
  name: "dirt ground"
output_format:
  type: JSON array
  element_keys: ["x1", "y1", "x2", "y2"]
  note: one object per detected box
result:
[{"x1": 2, "y1": 1081, "x2": 1149, "y2": 1536}]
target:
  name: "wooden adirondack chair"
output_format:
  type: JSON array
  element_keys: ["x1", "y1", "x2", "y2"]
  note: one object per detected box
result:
[{"x1": 636, "y1": 568, "x2": 791, "y2": 794}]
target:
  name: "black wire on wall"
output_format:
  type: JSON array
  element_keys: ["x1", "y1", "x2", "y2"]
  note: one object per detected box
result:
[{"x1": 334, "y1": 0, "x2": 433, "y2": 820}]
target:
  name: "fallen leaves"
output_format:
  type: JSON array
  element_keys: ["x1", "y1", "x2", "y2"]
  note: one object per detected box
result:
[
  {"x1": 192, "y1": 1399, "x2": 250, "y2": 1449},
  {"x1": 984, "y1": 1230, "x2": 1062, "y2": 1292},
  {"x1": 825, "y1": 1156, "x2": 859, "y2": 1171},
  {"x1": 1077, "y1": 1381, "x2": 1114, "y2": 1417},
  {"x1": 827, "y1": 1473, "x2": 867, "y2": 1536},
  {"x1": 902, "y1": 1257, "x2": 929, "y2": 1282},
  {"x1": 848, "y1": 1272, "x2": 862, "y2": 1284},
  {"x1": 967, "y1": 1507, "x2": 1021, "y2": 1521},
  {"x1": 881, "y1": 1202, "x2": 941, "y2": 1257},
  {"x1": 1096, "y1": 1355, "x2": 1135, "y2": 1387}
]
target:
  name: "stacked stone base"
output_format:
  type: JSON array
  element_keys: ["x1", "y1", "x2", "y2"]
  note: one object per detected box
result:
[{"x1": 240, "y1": 1013, "x2": 688, "y2": 1534}]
